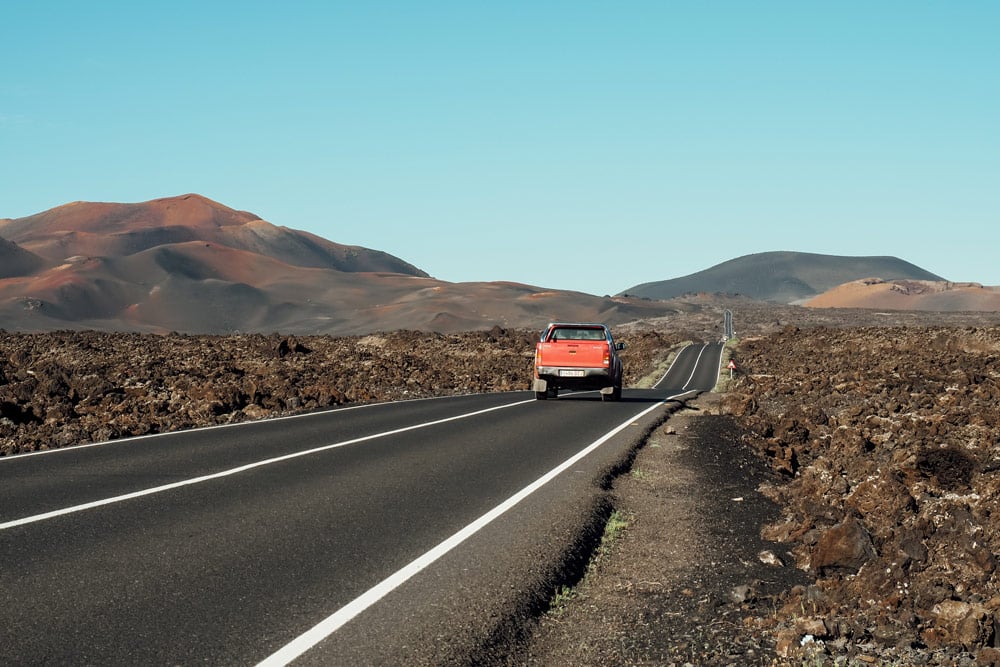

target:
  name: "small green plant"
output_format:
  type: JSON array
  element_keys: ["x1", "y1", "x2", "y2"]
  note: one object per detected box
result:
[
  {"x1": 595, "y1": 510, "x2": 631, "y2": 565},
  {"x1": 550, "y1": 585, "x2": 577, "y2": 615},
  {"x1": 544, "y1": 510, "x2": 633, "y2": 616}
]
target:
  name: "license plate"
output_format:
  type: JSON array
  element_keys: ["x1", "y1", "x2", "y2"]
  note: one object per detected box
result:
[{"x1": 560, "y1": 369, "x2": 586, "y2": 377}]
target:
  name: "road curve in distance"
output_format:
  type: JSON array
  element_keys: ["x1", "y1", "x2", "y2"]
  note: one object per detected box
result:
[{"x1": 654, "y1": 342, "x2": 724, "y2": 393}]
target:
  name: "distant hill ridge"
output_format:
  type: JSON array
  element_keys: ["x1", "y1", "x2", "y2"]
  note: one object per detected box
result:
[
  {"x1": 0, "y1": 194, "x2": 679, "y2": 334},
  {"x1": 620, "y1": 251, "x2": 945, "y2": 303},
  {"x1": 0, "y1": 194, "x2": 428, "y2": 277},
  {"x1": 804, "y1": 277, "x2": 1000, "y2": 312},
  {"x1": 1, "y1": 196, "x2": 986, "y2": 334}
]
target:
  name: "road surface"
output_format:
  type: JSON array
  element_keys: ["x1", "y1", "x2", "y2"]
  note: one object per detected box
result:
[{"x1": 1, "y1": 342, "x2": 723, "y2": 665}]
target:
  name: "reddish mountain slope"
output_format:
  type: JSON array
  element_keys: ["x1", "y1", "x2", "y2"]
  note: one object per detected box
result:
[
  {"x1": 0, "y1": 194, "x2": 426, "y2": 275},
  {"x1": 804, "y1": 278, "x2": 1000, "y2": 311},
  {"x1": 0, "y1": 237, "x2": 47, "y2": 279},
  {"x1": 0, "y1": 194, "x2": 678, "y2": 334}
]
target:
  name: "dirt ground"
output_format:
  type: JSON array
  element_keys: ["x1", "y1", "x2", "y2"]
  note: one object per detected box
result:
[{"x1": 515, "y1": 396, "x2": 808, "y2": 666}]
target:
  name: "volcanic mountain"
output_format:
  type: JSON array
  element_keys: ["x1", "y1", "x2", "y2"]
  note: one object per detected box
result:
[
  {"x1": 0, "y1": 194, "x2": 678, "y2": 334},
  {"x1": 0, "y1": 194, "x2": 426, "y2": 275},
  {"x1": 0, "y1": 237, "x2": 45, "y2": 279},
  {"x1": 804, "y1": 278, "x2": 1000, "y2": 311},
  {"x1": 621, "y1": 251, "x2": 945, "y2": 303}
]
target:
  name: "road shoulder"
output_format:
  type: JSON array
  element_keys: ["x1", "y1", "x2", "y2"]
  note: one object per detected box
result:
[{"x1": 513, "y1": 393, "x2": 806, "y2": 665}]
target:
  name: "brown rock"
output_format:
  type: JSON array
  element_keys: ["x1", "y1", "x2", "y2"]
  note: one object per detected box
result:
[
  {"x1": 774, "y1": 628, "x2": 803, "y2": 658},
  {"x1": 917, "y1": 446, "x2": 977, "y2": 491},
  {"x1": 977, "y1": 646, "x2": 1000, "y2": 666},
  {"x1": 276, "y1": 336, "x2": 311, "y2": 357},
  {"x1": 929, "y1": 600, "x2": 993, "y2": 651},
  {"x1": 795, "y1": 617, "x2": 828, "y2": 638},
  {"x1": 720, "y1": 392, "x2": 757, "y2": 416},
  {"x1": 897, "y1": 530, "x2": 929, "y2": 566},
  {"x1": 846, "y1": 472, "x2": 915, "y2": 519},
  {"x1": 809, "y1": 517, "x2": 876, "y2": 576}
]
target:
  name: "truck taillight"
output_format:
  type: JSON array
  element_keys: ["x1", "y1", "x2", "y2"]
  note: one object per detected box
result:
[{"x1": 603, "y1": 350, "x2": 610, "y2": 366}]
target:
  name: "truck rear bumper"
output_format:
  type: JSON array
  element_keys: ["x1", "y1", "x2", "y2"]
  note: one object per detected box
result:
[{"x1": 534, "y1": 367, "x2": 612, "y2": 392}]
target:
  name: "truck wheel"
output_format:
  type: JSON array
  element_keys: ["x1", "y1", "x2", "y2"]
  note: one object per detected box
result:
[
  {"x1": 535, "y1": 391, "x2": 547, "y2": 400},
  {"x1": 602, "y1": 383, "x2": 622, "y2": 401}
]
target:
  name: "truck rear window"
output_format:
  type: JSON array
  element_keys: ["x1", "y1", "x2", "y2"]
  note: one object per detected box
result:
[{"x1": 550, "y1": 328, "x2": 606, "y2": 341}]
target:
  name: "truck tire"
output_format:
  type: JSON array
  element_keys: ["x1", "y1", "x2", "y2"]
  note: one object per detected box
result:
[
  {"x1": 602, "y1": 382, "x2": 622, "y2": 402},
  {"x1": 535, "y1": 391, "x2": 547, "y2": 400}
]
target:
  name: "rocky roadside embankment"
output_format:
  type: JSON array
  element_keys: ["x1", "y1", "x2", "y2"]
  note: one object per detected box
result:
[
  {"x1": 724, "y1": 325, "x2": 1000, "y2": 665},
  {"x1": 0, "y1": 327, "x2": 676, "y2": 456}
]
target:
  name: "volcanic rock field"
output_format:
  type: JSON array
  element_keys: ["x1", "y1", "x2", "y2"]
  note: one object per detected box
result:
[
  {"x1": 4, "y1": 303, "x2": 1000, "y2": 662},
  {"x1": 725, "y1": 323, "x2": 1000, "y2": 663}
]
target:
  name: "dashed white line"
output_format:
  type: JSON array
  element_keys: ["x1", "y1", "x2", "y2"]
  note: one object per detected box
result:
[
  {"x1": 681, "y1": 343, "x2": 711, "y2": 390},
  {"x1": 652, "y1": 343, "x2": 695, "y2": 389}
]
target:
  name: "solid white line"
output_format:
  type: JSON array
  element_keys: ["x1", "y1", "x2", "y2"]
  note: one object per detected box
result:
[
  {"x1": 255, "y1": 396, "x2": 679, "y2": 667},
  {"x1": 0, "y1": 392, "x2": 510, "y2": 462},
  {"x1": 713, "y1": 342, "x2": 726, "y2": 385},
  {"x1": 0, "y1": 403, "x2": 370, "y2": 461},
  {"x1": 0, "y1": 398, "x2": 534, "y2": 531}
]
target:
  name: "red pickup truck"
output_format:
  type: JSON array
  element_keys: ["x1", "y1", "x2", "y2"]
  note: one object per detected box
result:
[{"x1": 532, "y1": 322, "x2": 625, "y2": 401}]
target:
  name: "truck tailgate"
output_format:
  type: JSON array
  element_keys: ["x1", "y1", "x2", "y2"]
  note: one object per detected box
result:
[{"x1": 537, "y1": 341, "x2": 608, "y2": 368}]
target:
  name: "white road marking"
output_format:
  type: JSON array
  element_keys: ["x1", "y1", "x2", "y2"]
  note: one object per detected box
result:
[
  {"x1": 0, "y1": 392, "x2": 508, "y2": 462},
  {"x1": 682, "y1": 343, "x2": 712, "y2": 390},
  {"x1": 652, "y1": 343, "x2": 695, "y2": 389},
  {"x1": 713, "y1": 341, "x2": 726, "y2": 384},
  {"x1": 255, "y1": 396, "x2": 681, "y2": 667},
  {"x1": 0, "y1": 398, "x2": 534, "y2": 531}
]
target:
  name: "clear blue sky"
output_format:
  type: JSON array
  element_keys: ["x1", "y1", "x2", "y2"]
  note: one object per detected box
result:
[{"x1": 3, "y1": 2, "x2": 998, "y2": 296}]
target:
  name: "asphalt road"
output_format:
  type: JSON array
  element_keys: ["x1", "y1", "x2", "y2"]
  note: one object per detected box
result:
[{"x1": 1, "y1": 342, "x2": 723, "y2": 665}]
